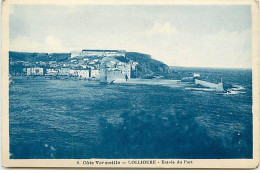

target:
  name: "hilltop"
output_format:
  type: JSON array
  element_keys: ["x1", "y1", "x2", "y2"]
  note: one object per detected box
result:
[{"x1": 9, "y1": 51, "x2": 70, "y2": 63}]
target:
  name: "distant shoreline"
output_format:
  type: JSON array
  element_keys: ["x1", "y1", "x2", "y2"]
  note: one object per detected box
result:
[{"x1": 169, "y1": 66, "x2": 252, "y2": 71}]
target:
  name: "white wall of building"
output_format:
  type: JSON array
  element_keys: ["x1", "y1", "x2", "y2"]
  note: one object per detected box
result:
[
  {"x1": 91, "y1": 69, "x2": 100, "y2": 79},
  {"x1": 59, "y1": 68, "x2": 70, "y2": 76},
  {"x1": 71, "y1": 51, "x2": 82, "y2": 58},
  {"x1": 117, "y1": 63, "x2": 131, "y2": 79},
  {"x1": 27, "y1": 68, "x2": 44, "y2": 76},
  {"x1": 46, "y1": 69, "x2": 58, "y2": 76},
  {"x1": 107, "y1": 69, "x2": 125, "y2": 82},
  {"x1": 70, "y1": 69, "x2": 90, "y2": 78},
  {"x1": 81, "y1": 50, "x2": 126, "y2": 57},
  {"x1": 77, "y1": 70, "x2": 90, "y2": 78},
  {"x1": 82, "y1": 51, "x2": 103, "y2": 57}
]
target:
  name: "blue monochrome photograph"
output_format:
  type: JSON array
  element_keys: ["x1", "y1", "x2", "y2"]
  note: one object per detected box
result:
[{"x1": 8, "y1": 4, "x2": 253, "y2": 160}]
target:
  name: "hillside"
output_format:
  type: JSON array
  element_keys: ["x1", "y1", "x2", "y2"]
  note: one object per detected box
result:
[
  {"x1": 9, "y1": 51, "x2": 171, "y2": 78},
  {"x1": 126, "y1": 52, "x2": 171, "y2": 78}
]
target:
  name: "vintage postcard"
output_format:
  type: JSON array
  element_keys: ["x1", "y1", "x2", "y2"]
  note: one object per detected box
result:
[{"x1": 1, "y1": 0, "x2": 259, "y2": 169}]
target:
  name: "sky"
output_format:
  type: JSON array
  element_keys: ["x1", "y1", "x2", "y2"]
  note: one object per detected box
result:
[{"x1": 9, "y1": 5, "x2": 252, "y2": 68}]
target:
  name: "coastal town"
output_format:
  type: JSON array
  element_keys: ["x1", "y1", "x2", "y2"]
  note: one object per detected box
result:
[
  {"x1": 9, "y1": 49, "x2": 226, "y2": 91},
  {"x1": 9, "y1": 49, "x2": 139, "y2": 83}
]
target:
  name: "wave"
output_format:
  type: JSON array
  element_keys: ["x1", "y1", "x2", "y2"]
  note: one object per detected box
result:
[
  {"x1": 231, "y1": 84, "x2": 245, "y2": 91},
  {"x1": 221, "y1": 84, "x2": 246, "y2": 95}
]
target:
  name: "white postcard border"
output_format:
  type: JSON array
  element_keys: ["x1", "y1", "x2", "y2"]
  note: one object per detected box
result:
[{"x1": 1, "y1": 0, "x2": 259, "y2": 168}]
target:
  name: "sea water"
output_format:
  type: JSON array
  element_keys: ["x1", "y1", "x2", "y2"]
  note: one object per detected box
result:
[{"x1": 9, "y1": 68, "x2": 252, "y2": 159}]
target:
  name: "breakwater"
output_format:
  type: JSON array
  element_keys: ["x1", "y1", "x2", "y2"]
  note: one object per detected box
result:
[{"x1": 195, "y1": 79, "x2": 224, "y2": 92}]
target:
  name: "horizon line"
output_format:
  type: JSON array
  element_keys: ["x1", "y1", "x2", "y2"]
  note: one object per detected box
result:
[
  {"x1": 169, "y1": 65, "x2": 252, "y2": 70},
  {"x1": 8, "y1": 50, "x2": 252, "y2": 70}
]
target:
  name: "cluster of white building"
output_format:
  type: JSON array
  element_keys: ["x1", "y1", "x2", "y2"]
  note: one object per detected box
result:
[
  {"x1": 26, "y1": 67, "x2": 96, "y2": 78},
  {"x1": 45, "y1": 68, "x2": 99, "y2": 79},
  {"x1": 26, "y1": 68, "x2": 44, "y2": 76},
  {"x1": 25, "y1": 60, "x2": 134, "y2": 81},
  {"x1": 25, "y1": 49, "x2": 138, "y2": 82},
  {"x1": 26, "y1": 64, "x2": 129, "y2": 81}
]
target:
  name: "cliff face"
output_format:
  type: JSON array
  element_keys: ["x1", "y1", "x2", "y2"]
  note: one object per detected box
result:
[{"x1": 126, "y1": 52, "x2": 171, "y2": 78}]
